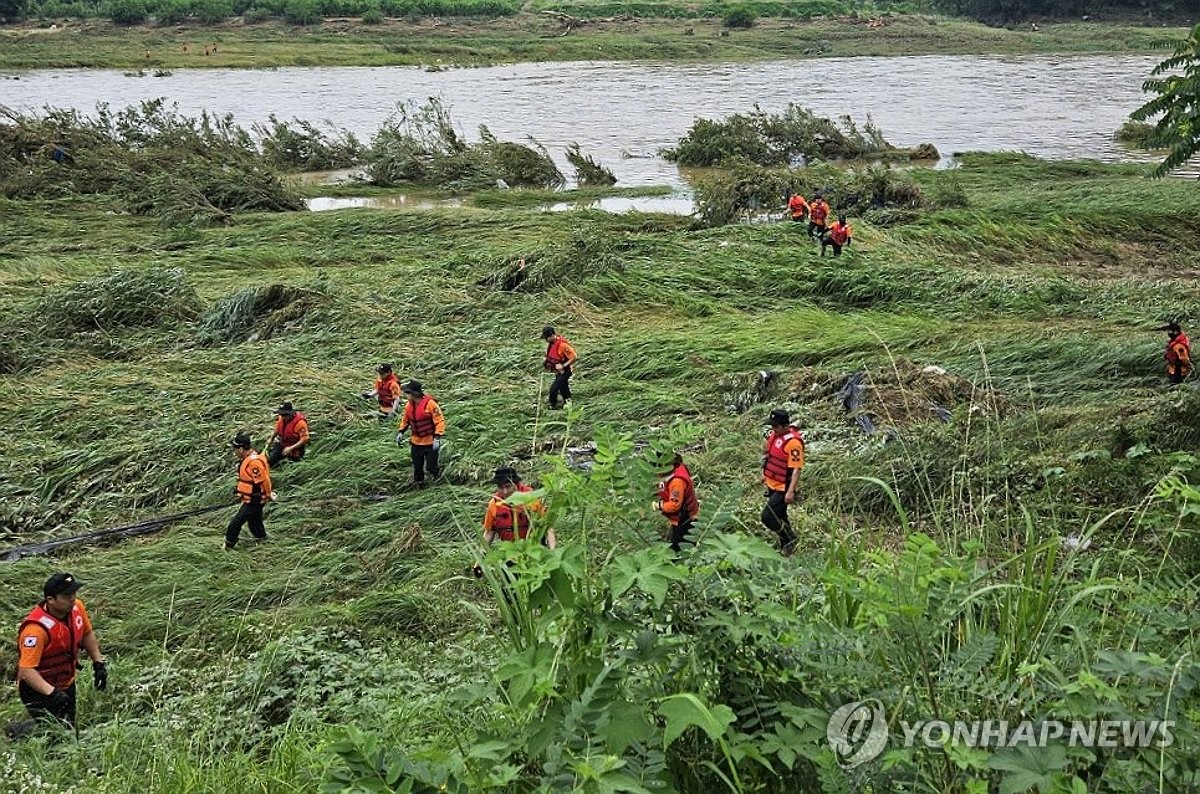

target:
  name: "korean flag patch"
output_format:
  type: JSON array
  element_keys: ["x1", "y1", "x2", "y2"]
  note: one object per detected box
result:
[{"x1": 23, "y1": 635, "x2": 37, "y2": 648}]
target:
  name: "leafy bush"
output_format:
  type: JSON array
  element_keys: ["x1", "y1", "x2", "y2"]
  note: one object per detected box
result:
[
  {"x1": 105, "y1": 0, "x2": 147, "y2": 23},
  {"x1": 565, "y1": 142, "x2": 617, "y2": 187},
  {"x1": 665, "y1": 103, "x2": 897, "y2": 167},
  {"x1": 242, "y1": 4, "x2": 270, "y2": 20},
  {"x1": 38, "y1": 268, "x2": 202, "y2": 336},
  {"x1": 196, "y1": 283, "x2": 327, "y2": 344},
  {"x1": 282, "y1": 0, "x2": 320, "y2": 23},
  {"x1": 1115, "y1": 119, "x2": 1156, "y2": 149},
  {"x1": 721, "y1": 4, "x2": 754, "y2": 27},
  {"x1": 154, "y1": 0, "x2": 191, "y2": 24},
  {"x1": 194, "y1": 0, "x2": 232, "y2": 22},
  {"x1": 360, "y1": 2, "x2": 381, "y2": 22},
  {"x1": 255, "y1": 115, "x2": 366, "y2": 171}
]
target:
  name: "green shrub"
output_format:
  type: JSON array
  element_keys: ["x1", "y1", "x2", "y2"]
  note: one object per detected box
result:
[
  {"x1": 360, "y1": 2, "x2": 381, "y2": 22},
  {"x1": 282, "y1": 0, "x2": 320, "y2": 24},
  {"x1": 1115, "y1": 119, "x2": 1156, "y2": 149},
  {"x1": 194, "y1": 0, "x2": 232, "y2": 22},
  {"x1": 256, "y1": 115, "x2": 366, "y2": 170},
  {"x1": 241, "y1": 4, "x2": 270, "y2": 20},
  {"x1": 38, "y1": 268, "x2": 202, "y2": 336},
  {"x1": 721, "y1": 4, "x2": 754, "y2": 27},
  {"x1": 106, "y1": 0, "x2": 147, "y2": 23},
  {"x1": 154, "y1": 0, "x2": 191, "y2": 24}
]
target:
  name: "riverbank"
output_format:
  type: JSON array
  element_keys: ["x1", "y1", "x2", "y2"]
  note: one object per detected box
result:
[
  {"x1": 0, "y1": 15, "x2": 1188, "y2": 69},
  {"x1": 2, "y1": 152, "x2": 1199, "y2": 790}
]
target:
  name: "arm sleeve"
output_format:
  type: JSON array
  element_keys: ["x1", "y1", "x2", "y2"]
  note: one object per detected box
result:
[
  {"x1": 296, "y1": 419, "x2": 310, "y2": 445},
  {"x1": 431, "y1": 401, "x2": 446, "y2": 435},
  {"x1": 398, "y1": 405, "x2": 410, "y2": 431},
  {"x1": 563, "y1": 341, "x2": 577, "y2": 365},
  {"x1": 660, "y1": 479, "x2": 685, "y2": 514},
  {"x1": 17, "y1": 625, "x2": 47, "y2": 669},
  {"x1": 787, "y1": 439, "x2": 806, "y2": 470},
  {"x1": 77, "y1": 600, "x2": 94, "y2": 635},
  {"x1": 482, "y1": 499, "x2": 498, "y2": 531}
]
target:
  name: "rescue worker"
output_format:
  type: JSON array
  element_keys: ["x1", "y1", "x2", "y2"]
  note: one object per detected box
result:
[
  {"x1": 266, "y1": 401, "x2": 309, "y2": 466},
  {"x1": 656, "y1": 453, "x2": 699, "y2": 553},
  {"x1": 1162, "y1": 321, "x2": 1193, "y2": 385},
  {"x1": 542, "y1": 325, "x2": 577, "y2": 410},
  {"x1": 361, "y1": 363, "x2": 401, "y2": 420},
  {"x1": 226, "y1": 432, "x2": 275, "y2": 549},
  {"x1": 10, "y1": 573, "x2": 106, "y2": 734},
  {"x1": 482, "y1": 467, "x2": 557, "y2": 550},
  {"x1": 761, "y1": 408, "x2": 805, "y2": 555},
  {"x1": 396, "y1": 380, "x2": 445, "y2": 487},
  {"x1": 787, "y1": 191, "x2": 809, "y2": 223},
  {"x1": 807, "y1": 194, "x2": 831, "y2": 240},
  {"x1": 821, "y1": 215, "x2": 853, "y2": 257}
]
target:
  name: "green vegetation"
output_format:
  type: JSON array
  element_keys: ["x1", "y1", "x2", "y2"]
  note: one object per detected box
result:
[
  {"x1": 2, "y1": 108, "x2": 1200, "y2": 791},
  {"x1": 1131, "y1": 22, "x2": 1200, "y2": 177},
  {"x1": 0, "y1": 17, "x2": 1189, "y2": 69}
]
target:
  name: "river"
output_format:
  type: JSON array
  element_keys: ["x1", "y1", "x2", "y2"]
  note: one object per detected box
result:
[{"x1": 1, "y1": 55, "x2": 1155, "y2": 189}]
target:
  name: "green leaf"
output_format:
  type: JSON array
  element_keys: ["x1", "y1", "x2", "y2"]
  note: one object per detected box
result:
[
  {"x1": 988, "y1": 744, "x2": 1069, "y2": 794},
  {"x1": 598, "y1": 698, "x2": 655, "y2": 754},
  {"x1": 608, "y1": 546, "x2": 684, "y2": 608},
  {"x1": 660, "y1": 693, "x2": 735, "y2": 747}
]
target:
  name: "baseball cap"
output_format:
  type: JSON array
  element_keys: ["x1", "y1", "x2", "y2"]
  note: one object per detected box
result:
[
  {"x1": 230, "y1": 432, "x2": 253, "y2": 449},
  {"x1": 273, "y1": 402, "x2": 295, "y2": 416},
  {"x1": 43, "y1": 572, "x2": 83, "y2": 598}
]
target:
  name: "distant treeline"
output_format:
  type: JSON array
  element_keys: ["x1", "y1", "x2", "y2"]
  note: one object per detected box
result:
[{"x1": 0, "y1": 0, "x2": 1196, "y2": 25}]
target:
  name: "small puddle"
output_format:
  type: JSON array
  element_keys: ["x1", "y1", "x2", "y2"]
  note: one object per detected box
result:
[
  {"x1": 545, "y1": 195, "x2": 693, "y2": 215},
  {"x1": 306, "y1": 195, "x2": 464, "y2": 211}
]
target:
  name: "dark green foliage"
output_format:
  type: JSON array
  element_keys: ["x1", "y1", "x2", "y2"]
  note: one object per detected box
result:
[
  {"x1": 154, "y1": 0, "x2": 191, "y2": 24},
  {"x1": 564, "y1": 141, "x2": 617, "y2": 187},
  {"x1": 1131, "y1": 23, "x2": 1200, "y2": 177},
  {"x1": 365, "y1": 99, "x2": 563, "y2": 190},
  {"x1": 283, "y1": 0, "x2": 320, "y2": 23},
  {"x1": 105, "y1": 0, "x2": 147, "y2": 23},
  {"x1": 38, "y1": 268, "x2": 202, "y2": 335},
  {"x1": 665, "y1": 103, "x2": 897, "y2": 167},
  {"x1": 360, "y1": 2, "x2": 381, "y2": 22},
  {"x1": 0, "y1": 0, "x2": 25, "y2": 21},
  {"x1": 255, "y1": 115, "x2": 366, "y2": 171},
  {"x1": 196, "y1": 283, "x2": 327, "y2": 344},
  {"x1": 194, "y1": 0, "x2": 232, "y2": 22},
  {"x1": 721, "y1": 4, "x2": 754, "y2": 27}
]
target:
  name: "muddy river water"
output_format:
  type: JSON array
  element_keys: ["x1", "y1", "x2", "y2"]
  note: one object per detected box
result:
[{"x1": 2, "y1": 55, "x2": 1155, "y2": 194}]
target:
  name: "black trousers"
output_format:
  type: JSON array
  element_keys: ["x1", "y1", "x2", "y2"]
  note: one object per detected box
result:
[
  {"x1": 19, "y1": 680, "x2": 76, "y2": 726},
  {"x1": 761, "y1": 490, "x2": 798, "y2": 554},
  {"x1": 226, "y1": 501, "x2": 266, "y2": 548},
  {"x1": 268, "y1": 442, "x2": 306, "y2": 467},
  {"x1": 411, "y1": 443, "x2": 440, "y2": 482},
  {"x1": 821, "y1": 239, "x2": 844, "y2": 257},
  {"x1": 808, "y1": 221, "x2": 825, "y2": 239},
  {"x1": 668, "y1": 518, "x2": 695, "y2": 553},
  {"x1": 549, "y1": 367, "x2": 572, "y2": 407}
]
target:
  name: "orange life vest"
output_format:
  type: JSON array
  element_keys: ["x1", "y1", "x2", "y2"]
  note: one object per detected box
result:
[
  {"x1": 788, "y1": 194, "x2": 808, "y2": 219},
  {"x1": 405, "y1": 395, "x2": 436, "y2": 438},
  {"x1": 658, "y1": 464, "x2": 699, "y2": 524},
  {"x1": 19, "y1": 603, "x2": 85, "y2": 689},
  {"x1": 376, "y1": 374, "x2": 400, "y2": 412},
  {"x1": 1166, "y1": 333, "x2": 1192, "y2": 376},
  {"x1": 828, "y1": 222, "x2": 851, "y2": 245},
  {"x1": 236, "y1": 452, "x2": 269, "y2": 504},
  {"x1": 763, "y1": 427, "x2": 805, "y2": 487},
  {"x1": 492, "y1": 484, "x2": 533, "y2": 541},
  {"x1": 544, "y1": 337, "x2": 573, "y2": 371},
  {"x1": 810, "y1": 201, "x2": 829, "y2": 225},
  {"x1": 276, "y1": 412, "x2": 307, "y2": 446}
]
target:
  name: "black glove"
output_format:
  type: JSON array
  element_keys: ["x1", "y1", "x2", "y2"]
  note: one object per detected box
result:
[
  {"x1": 472, "y1": 563, "x2": 484, "y2": 579},
  {"x1": 46, "y1": 688, "x2": 71, "y2": 710},
  {"x1": 93, "y1": 660, "x2": 108, "y2": 691}
]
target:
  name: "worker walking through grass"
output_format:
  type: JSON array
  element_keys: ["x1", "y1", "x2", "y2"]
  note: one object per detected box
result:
[
  {"x1": 656, "y1": 453, "x2": 699, "y2": 553},
  {"x1": 1162, "y1": 321, "x2": 1193, "y2": 385},
  {"x1": 761, "y1": 408, "x2": 805, "y2": 556},
  {"x1": 226, "y1": 432, "x2": 274, "y2": 549},
  {"x1": 542, "y1": 325, "x2": 577, "y2": 410},
  {"x1": 7, "y1": 573, "x2": 106, "y2": 738},
  {"x1": 475, "y1": 466, "x2": 556, "y2": 577},
  {"x1": 787, "y1": 190, "x2": 809, "y2": 223},
  {"x1": 362, "y1": 363, "x2": 402, "y2": 419},
  {"x1": 821, "y1": 215, "x2": 853, "y2": 257},
  {"x1": 807, "y1": 194, "x2": 830, "y2": 240},
  {"x1": 396, "y1": 380, "x2": 445, "y2": 488},
  {"x1": 266, "y1": 402, "x2": 309, "y2": 466}
]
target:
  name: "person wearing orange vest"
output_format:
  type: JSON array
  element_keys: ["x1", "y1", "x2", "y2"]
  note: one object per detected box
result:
[
  {"x1": 656, "y1": 453, "x2": 700, "y2": 552},
  {"x1": 476, "y1": 467, "x2": 556, "y2": 577},
  {"x1": 761, "y1": 408, "x2": 805, "y2": 555},
  {"x1": 1162, "y1": 321, "x2": 1193, "y2": 385},
  {"x1": 787, "y1": 191, "x2": 809, "y2": 223},
  {"x1": 821, "y1": 215, "x2": 853, "y2": 257},
  {"x1": 266, "y1": 401, "x2": 310, "y2": 466},
  {"x1": 361, "y1": 363, "x2": 402, "y2": 420},
  {"x1": 10, "y1": 573, "x2": 106, "y2": 734},
  {"x1": 226, "y1": 432, "x2": 275, "y2": 550},
  {"x1": 541, "y1": 325, "x2": 577, "y2": 410},
  {"x1": 396, "y1": 380, "x2": 445, "y2": 487},
  {"x1": 807, "y1": 194, "x2": 831, "y2": 240}
]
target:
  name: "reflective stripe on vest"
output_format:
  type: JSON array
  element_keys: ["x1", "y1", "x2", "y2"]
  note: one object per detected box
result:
[
  {"x1": 544, "y1": 338, "x2": 571, "y2": 370},
  {"x1": 406, "y1": 395, "x2": 436, "y2": 437},
  {"x1": 19, "y1": 603, "x2": 82, "y2": 689},
  {"x1": 763, "y1": 428, "x2": 804, "y2": 485}
]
